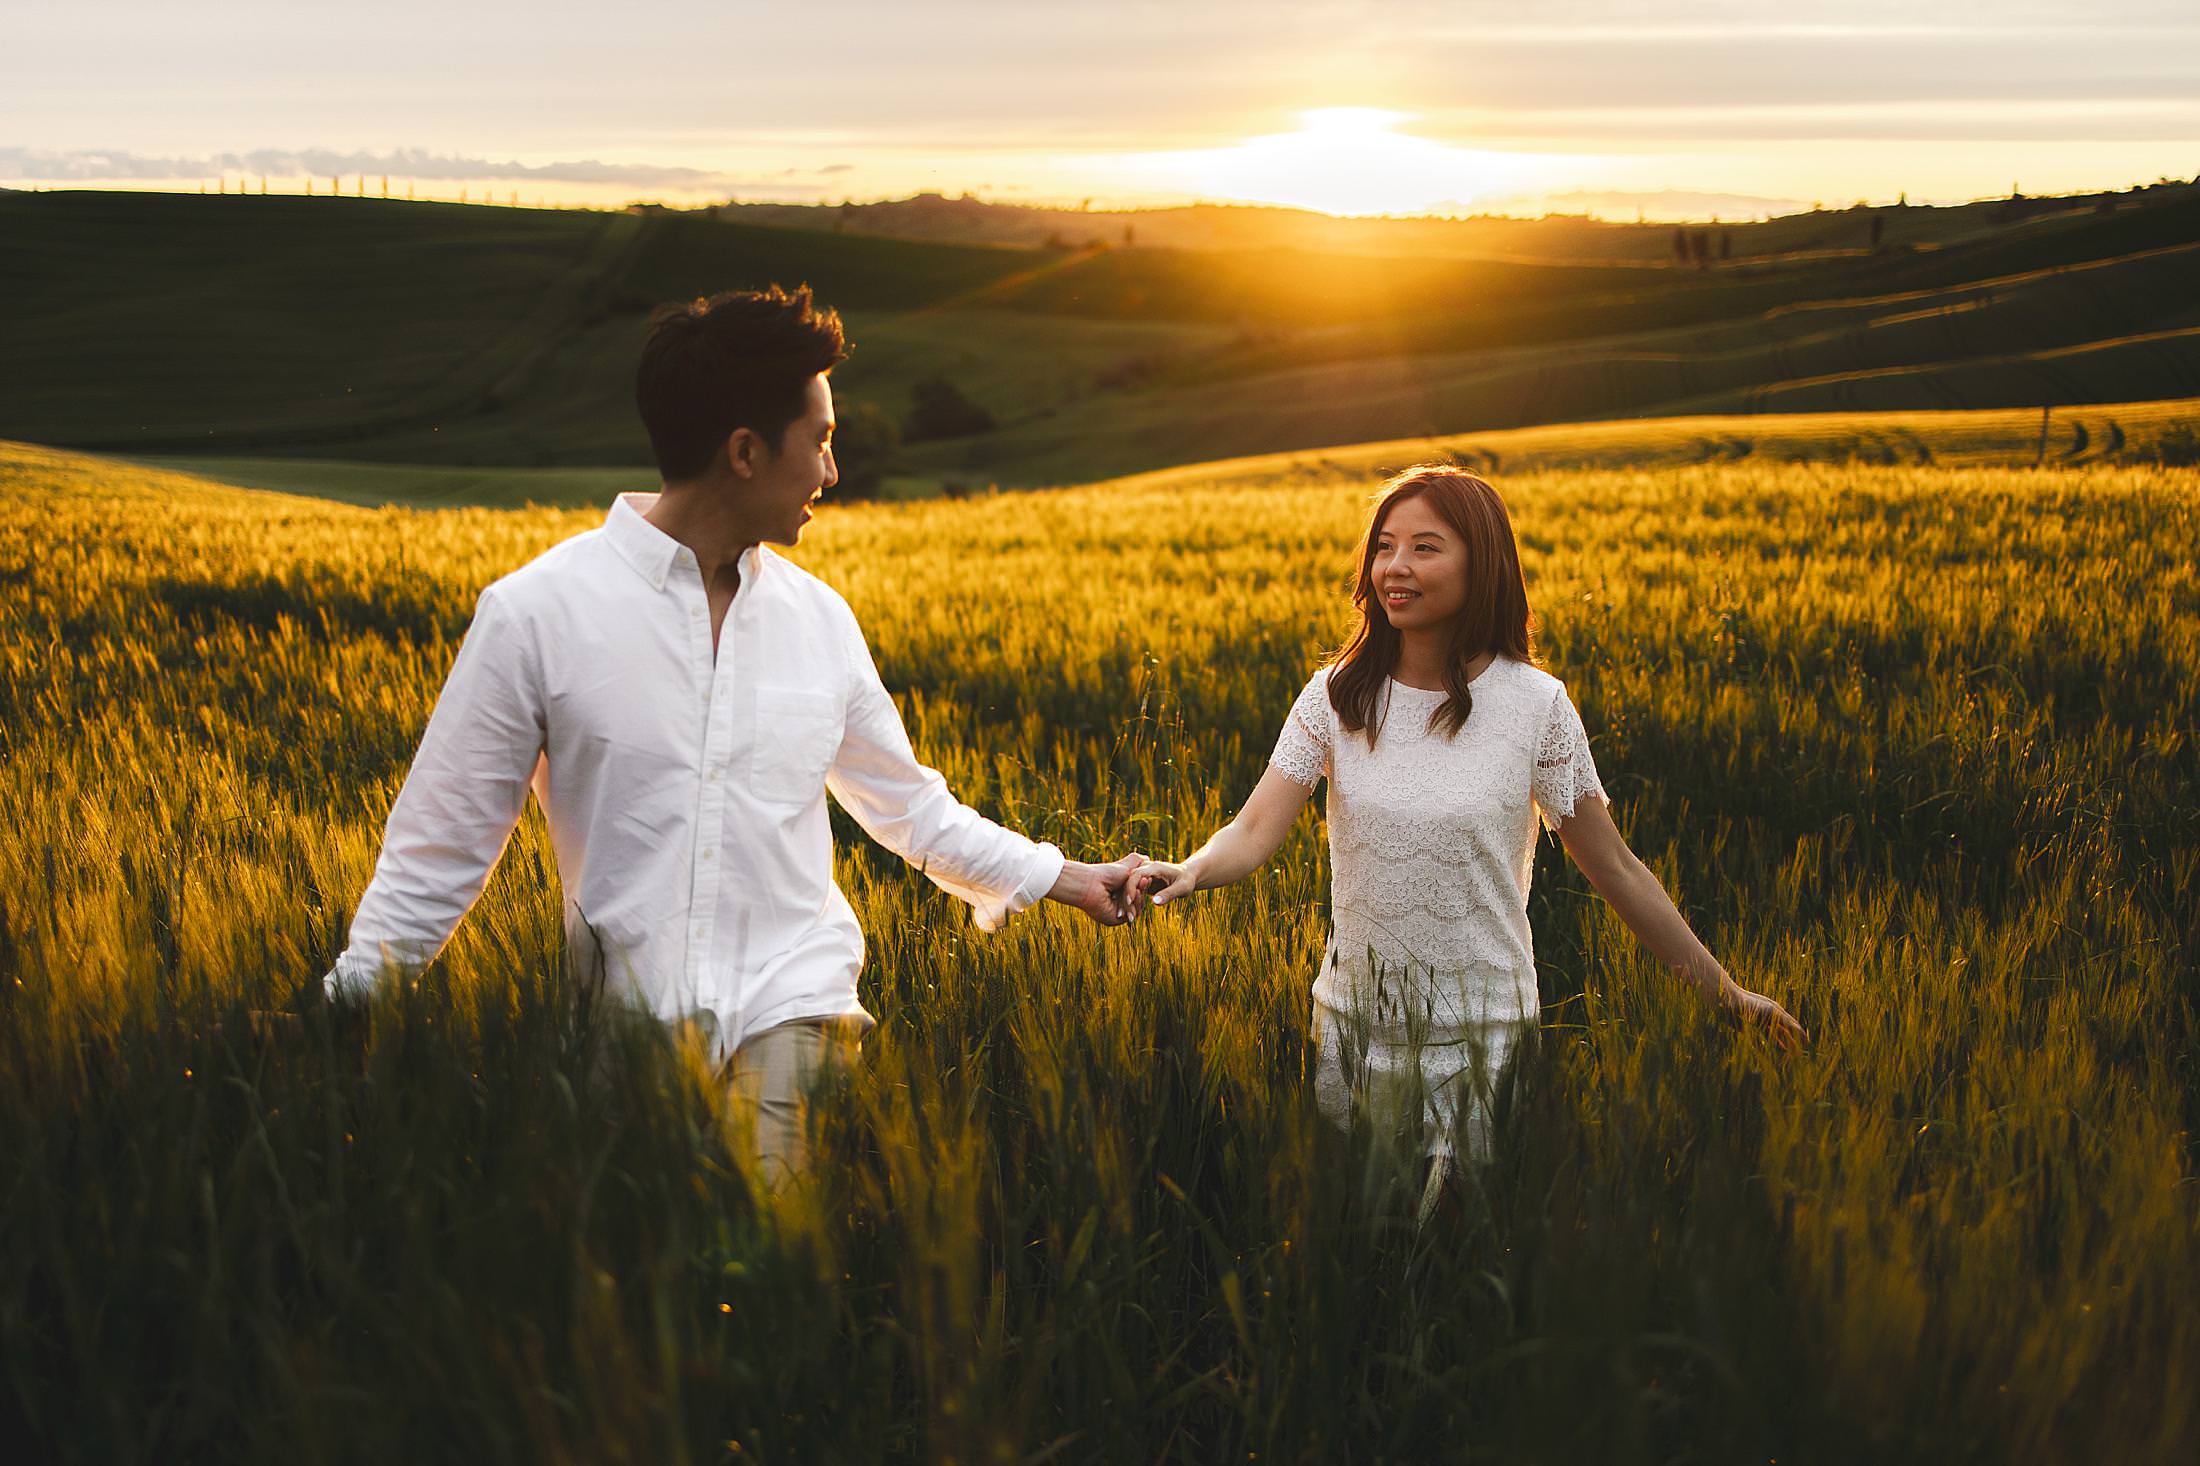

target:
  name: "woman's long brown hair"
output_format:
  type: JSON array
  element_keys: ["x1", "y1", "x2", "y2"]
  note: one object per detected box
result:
[{"x1": 1328, "y1": 465, "x2": 1537, "y2": 746}]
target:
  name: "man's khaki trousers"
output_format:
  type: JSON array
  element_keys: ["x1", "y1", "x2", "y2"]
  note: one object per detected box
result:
[{"x1": 720, "y1": 1016, "x2": 866, "y2": 1188}]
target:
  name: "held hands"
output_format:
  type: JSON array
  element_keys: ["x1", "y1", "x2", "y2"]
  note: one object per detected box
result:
[
  {"x1": 1131, "y1": 859, "x2": 1197, "y2": 907},
  {"x1": 1049, "y1": 852, "x2": 1152, "y2": 927}
]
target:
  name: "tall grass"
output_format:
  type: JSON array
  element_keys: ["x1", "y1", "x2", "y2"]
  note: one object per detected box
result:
[{"x1": 1, "y1": 441, "x2": 2194, "y2": 1463}]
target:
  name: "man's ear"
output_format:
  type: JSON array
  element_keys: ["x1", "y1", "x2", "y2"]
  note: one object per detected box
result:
[{"x1": 724, "y1": 426, "x2": 764, "y2": 479}]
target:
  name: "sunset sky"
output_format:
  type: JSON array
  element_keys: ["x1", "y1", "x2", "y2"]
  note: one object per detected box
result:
[{"x1": 5, "y1": 0, "x2": 2196, "y2": 218}]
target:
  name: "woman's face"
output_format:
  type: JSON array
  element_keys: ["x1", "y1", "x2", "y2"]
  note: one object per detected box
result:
[{"x1": 1369, "y1": 493, "x2": 1469, "y2": 631}]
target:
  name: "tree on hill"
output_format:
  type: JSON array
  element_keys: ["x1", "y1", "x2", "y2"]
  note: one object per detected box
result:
[
  {"x1": 904, "y1": 376, "x2": 996, "y2": 443},
  {"x1": 827, "y1": 401, "x2": 899, "y2": 500}
]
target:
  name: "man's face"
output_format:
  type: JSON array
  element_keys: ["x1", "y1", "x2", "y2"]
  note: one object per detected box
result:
[{"x1": 743, "y1": 374, "x2": 838, "y2": 546}]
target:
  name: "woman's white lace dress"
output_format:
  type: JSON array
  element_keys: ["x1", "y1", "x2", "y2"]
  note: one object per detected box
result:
[{"x1": 1269, "y1": 656, "x2": 1606, "y2": 1159}]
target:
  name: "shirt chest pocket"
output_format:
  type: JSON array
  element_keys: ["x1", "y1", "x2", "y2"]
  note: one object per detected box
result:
[{"x1": 748, "y1": 687, "x2": 842, "y2": 806}]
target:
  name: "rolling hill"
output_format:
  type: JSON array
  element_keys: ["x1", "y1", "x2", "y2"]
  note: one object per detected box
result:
[
  {"x1": 3, "y1": 186, "x2": 2197, "y2": 487},
  {"x1": 111, "y1": 397, "x2": 2200, "y2": 511},
  {"x1": 720, "y1": 179, "x2": 2200, "y2": 262}
]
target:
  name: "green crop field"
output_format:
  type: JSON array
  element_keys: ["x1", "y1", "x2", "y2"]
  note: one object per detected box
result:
[{"x1": 3, "y1": 437, "x2": 2194, "y2": 1463}]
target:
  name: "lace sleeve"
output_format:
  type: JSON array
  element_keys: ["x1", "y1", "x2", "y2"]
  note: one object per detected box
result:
[
  {"x1": 1268, "y1": 671, "x2": 1332, "y2": 789},
  {"x1": 1533, "y1": 685, "x2": 1607, "y2": 833}
]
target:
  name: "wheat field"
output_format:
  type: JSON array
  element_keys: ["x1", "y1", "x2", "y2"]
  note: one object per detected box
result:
[{"x1": 1, "y1": 439, "x2": 2194, "y2": 1464}]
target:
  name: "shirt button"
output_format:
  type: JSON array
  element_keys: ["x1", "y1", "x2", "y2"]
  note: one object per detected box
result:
[{"x1": 703, "y1": 849, "x2": 716, "y2": 860}]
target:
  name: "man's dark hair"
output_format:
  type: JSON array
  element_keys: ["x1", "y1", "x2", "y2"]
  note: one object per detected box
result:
[{"x1": 636, "y1": 285, "x2": 849, "y2": 480}]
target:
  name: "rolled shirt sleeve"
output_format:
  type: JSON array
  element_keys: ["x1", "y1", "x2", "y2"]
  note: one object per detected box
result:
[
  {"x1": 824, "y1": 617, "x2": 1062, "y2": 932},
  {"x1": 327, "y1": 584, "x2": 547, "y2": 999}
]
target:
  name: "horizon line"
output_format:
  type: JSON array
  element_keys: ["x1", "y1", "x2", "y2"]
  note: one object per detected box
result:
[{"x1": 7, "y1": 176, "x2": 2192, "y2": 228}]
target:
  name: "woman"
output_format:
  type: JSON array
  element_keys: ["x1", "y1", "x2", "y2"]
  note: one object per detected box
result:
[{"x1": 1135, "y1": 466, "x2": 1805, "y2": 1173}]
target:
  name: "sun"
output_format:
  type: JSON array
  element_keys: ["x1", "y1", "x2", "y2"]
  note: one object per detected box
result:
[{"x1": 1121, "y1": 109, "x2": 1554, "y2": 217}]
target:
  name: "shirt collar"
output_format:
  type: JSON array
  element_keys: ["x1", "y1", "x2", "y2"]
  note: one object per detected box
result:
[{"x1": 603, "y1": 492, "x2": 765, "y2": 592}]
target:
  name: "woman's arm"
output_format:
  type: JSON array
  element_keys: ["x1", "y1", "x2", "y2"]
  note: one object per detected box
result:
[
  {"x1": 1139, "y1": 766, "x2": 1315, "y2": 905},
  {"x1": 1555, "y1": 796, "x2": 1808, "y2": 1049}
]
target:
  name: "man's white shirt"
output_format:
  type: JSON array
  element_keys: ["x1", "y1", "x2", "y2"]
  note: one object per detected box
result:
[{"x1": 328, "y1": 492, "x2": 1064, "y2": 1061}]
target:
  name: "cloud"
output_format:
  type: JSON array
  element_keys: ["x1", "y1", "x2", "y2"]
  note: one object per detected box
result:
[{"x1": 0, "y1": 146, "x2": 752, "y2": 190}]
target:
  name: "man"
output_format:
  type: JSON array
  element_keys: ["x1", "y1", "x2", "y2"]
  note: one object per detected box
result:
[{"x1": 320, "y1": 285, "x2": 1145, "y2": 1180}]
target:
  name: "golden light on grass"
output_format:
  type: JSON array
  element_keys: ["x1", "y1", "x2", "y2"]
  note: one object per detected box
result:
[
  {"x1": 2, "y1": 435, "x2": 2194, "y2": 1459},
  {"x1": 1112, "y1": 107, "x2": 1568, "y2": 217}
]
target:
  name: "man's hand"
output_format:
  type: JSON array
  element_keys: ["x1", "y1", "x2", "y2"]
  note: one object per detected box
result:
[
  {"x1": 246, "y1": 1007, "x2": 305, "y2": 1042},
  {"x1": 1047, "y1": 853, "x2": 1149, "y2": 927},
  {"x1": 231, "y1": 976, "x2": 365, "y2": 1043}
]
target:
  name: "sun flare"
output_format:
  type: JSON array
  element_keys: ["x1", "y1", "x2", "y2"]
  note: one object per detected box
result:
[{"x1": 1115, "y1": 108, "x2": 1564, "y2": 217}]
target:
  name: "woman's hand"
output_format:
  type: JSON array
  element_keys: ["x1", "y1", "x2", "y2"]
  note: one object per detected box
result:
[
  {"x1": 1717, "y1": 980, "x2": 1808, "y2": 1052},
  {"x1": 1556, "y1": 799, "x2": 1808, "y2": 1055},
  {"x1": 1133, "y1": 859, "x2": 1199, "y2": 907},
  {"x1": 1134, "y1": 768, "x2": 1314, "y2": 909}
]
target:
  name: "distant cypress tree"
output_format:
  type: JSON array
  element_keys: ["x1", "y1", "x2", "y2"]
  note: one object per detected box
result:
[{"x1": 828, "y1": 402, "x2": 901, "y2": 499}]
